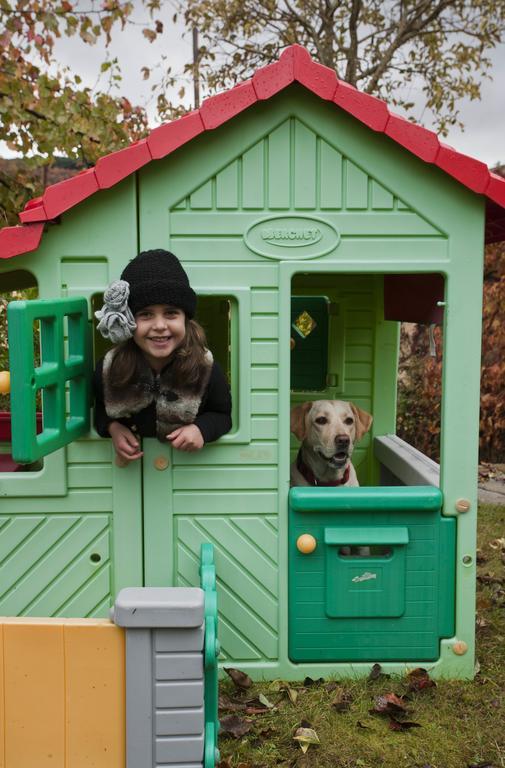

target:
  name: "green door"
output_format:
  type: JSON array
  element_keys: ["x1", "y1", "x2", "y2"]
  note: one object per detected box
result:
[{"x1": 288, "y1": 487, "x2": 456, "y2": 662}]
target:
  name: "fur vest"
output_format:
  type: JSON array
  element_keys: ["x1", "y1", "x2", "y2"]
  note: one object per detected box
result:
[{"x1": 102, "y1": 347, "x2": 213, "y2": 442}]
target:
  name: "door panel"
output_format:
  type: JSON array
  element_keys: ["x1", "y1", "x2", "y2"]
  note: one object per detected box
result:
[{"x1": 289, "y1": 487, "x2": 455, "y2": 662}]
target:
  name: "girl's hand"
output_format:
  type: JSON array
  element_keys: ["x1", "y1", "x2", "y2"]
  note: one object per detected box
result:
[
  {"x1": 108, "y1": 421, "x2": 143, "y2": 462},
  {"x1": 167, "y1": 424, "x2": 204, "y2": 452}
]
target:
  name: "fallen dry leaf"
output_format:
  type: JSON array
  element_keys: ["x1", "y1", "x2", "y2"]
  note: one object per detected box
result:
[
  {"x1": 258, "y1": 692, "x2": 275, "y2": 709},
  {"x1": 219, "y1": 714, "x2": 252, "y2": 739},
  {"x1": 303, "y1": 676, "x2": 324, "y2": 687},
  {"x1": 331, "y1": 687, "x2": 353, "y2": 712},
  {"x1": 467, "y1": 763, "x2": 495, "y2": 768},
  {"x1": 371, "y1": 692, "x2": 409, "y2": 715},
  {"x1": 293, "y1": 727, "x2": 320, "y2": 753},
  {"x1": 476, "y1": 615, "x2": 490, "y2": 630},
  {"x1": 406, "y1": 668, "x2": 437, "y2": 692},
  {"x1": 274, "y1": 682, "x2": 299, "y2": 705},
  {"x1": 216, "y1": 758, "x2": 233, "y2": 768},
  {"x1": 368, "y1": 663, "x2": 383, "y2": 681},
  {"x1": 224, "y1": 667, "x2": 253, "y2": 690},
  {"x1": 388, "y1": 716, "x2": 422, "y2": 731},
  {"x1": 243, "y1": 695, "x2": 274, "y2": 714},
  {"x1": 218, "y1": 694, "x2": 247, "y2": 712}
]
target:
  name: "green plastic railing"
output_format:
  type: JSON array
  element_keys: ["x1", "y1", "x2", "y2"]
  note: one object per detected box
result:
[
  {"x1": 200, "y1": 543, "x2": 220, "y2": 768},
  {"x1": 289, "y1": 485, "x2": 443, "y2": 512},
  {"x1": 8, "y1": 298, "x2": 92, "y2": 463}
]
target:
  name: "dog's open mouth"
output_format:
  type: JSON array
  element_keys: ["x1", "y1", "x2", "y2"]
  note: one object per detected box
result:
[{"x1": 317, "y1": 450, "x2": 349, "y2": 468}]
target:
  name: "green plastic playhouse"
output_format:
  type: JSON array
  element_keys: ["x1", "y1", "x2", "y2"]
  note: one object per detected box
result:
[{"x1": 1, "y1": 45, "x2": 505, "y2": 681}]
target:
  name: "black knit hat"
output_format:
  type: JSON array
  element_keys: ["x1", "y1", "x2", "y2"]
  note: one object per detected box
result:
[{"x1": 121, "y1": 250, "x2": 197, "y2": 318}]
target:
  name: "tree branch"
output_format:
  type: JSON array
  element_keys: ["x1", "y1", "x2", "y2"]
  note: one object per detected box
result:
[
  {"x1": 363, "y1": 0, "x2": 454, "y2": 93},
  {"x1": 344, "y1": 0, "x2": 362, "y2": 85}
]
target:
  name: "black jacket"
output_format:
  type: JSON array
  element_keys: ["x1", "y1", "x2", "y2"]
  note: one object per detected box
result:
[{"x1": 93, "y1": 356, "x2": 232, "y2": 444}]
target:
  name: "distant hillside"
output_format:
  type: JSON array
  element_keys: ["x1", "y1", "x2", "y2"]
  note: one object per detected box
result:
[
  {"x1": 0, "y1": 157, "x2": 84, "y2": 226},
  {"x1": 0, "y1": 157, "x2": 82, "y2": 189}
]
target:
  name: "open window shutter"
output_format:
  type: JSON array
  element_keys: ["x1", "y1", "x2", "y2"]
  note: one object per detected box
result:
[{"x1": 8, "y1": 297, "x2": 92, "y2": 463}]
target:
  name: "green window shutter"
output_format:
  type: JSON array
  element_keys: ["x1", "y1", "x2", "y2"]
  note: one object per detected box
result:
[
  {"x1": 291, "y1": 296, "x2": 329, "y2": 391},
  {"x1": 8, "y1": 297, "x2": 92, "y2": 463}
]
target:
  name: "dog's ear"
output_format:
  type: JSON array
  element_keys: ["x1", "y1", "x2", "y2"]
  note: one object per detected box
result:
[
  {"x1": 290, "y1": 402, "x2": 312, "y2": 441},
  {"x1": 350, "y1": 404, "x2": 373, "y2": 441}
]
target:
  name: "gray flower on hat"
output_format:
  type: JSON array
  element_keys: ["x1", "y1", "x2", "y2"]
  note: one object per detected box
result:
[{"x1": 95, "y1": 279, "x2": 136, "y2": 343}]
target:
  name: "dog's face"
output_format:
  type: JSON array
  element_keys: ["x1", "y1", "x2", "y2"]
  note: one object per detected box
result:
[{"x1": 291, "y1": 400, "x2": 373, "y2": 471}]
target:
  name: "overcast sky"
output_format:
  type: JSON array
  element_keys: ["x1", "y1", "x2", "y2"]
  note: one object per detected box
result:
[{"x1": 3, "y1": 3, "x2": 504, "y2": 167}]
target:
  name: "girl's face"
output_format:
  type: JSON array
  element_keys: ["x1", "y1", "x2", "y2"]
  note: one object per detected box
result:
[{"x1": 133, "y1": 304, "x2": 186, "y2": 370}]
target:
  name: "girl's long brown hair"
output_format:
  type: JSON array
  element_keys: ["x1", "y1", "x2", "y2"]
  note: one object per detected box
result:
[{"x1": 109, "y1": 318, "x2": 209, "y2": 392}]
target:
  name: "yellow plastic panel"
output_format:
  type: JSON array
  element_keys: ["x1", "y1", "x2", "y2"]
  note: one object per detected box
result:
[
  {"x1": 3, "y1": 620, "x2": 65, "y2": 767},
  {"x1": 0, "y1": 618, "x2": 124, "y2": 768},
  {"x1": 65, "y1": 622, "x2": 125, "y2": 767}
]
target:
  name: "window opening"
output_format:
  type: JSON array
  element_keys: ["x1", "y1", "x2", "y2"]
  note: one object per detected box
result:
[
  {"x1": 196, "y1": 296, "x2": 232, "y2": 383},
  {"x1": 289, "y1": 272, "x2": 444, "y2": 488},
  {"x1": 91, "y1": 292, "x2": 237, "y2": 435},
  {"x1": 196, "y1": 295, "x2": 237, "y2": 432}
]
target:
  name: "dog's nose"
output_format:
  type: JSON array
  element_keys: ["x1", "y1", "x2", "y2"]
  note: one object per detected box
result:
[{"x1": 335, "y1": 434, "x2": 350, "y2": 449}]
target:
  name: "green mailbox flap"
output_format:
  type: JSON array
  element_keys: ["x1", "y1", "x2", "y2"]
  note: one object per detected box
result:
[
  {"x1": 324, "y1": 526, "x2": 409, "y2": 546},
  {"x1": 8, "y1": 297, "x2": 92, "y2": 464}
]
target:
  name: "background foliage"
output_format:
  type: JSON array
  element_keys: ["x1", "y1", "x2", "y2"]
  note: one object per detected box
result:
[{"x1": 396, "y1": 232, "x2": 505, "y2": 463}]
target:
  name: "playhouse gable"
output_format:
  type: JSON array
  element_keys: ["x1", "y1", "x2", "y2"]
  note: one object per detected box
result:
[
  {"x1": 175, "y1": 116, "x2": 438, "y2": 220},
  {"x1": 137, "y1": 89, "x2": 453, "y2": 262}
]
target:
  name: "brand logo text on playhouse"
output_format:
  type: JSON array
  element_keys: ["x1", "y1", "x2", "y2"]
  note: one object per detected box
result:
[
  {"x1": 260, "y1": 227, "x2": 322, "y2": 246},
  {"x1": 244, "y1": 215, "x2": 340, "y2": 260}
]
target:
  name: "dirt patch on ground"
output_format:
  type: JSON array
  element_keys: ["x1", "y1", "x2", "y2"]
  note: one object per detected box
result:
[{"x1": 479, "y1": 462, "x2": 505, "y2": 505}]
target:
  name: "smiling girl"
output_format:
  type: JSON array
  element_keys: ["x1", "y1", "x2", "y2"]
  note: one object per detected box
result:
[{"x1": 93, "y1": 250, "x2": 232, "y2": 463}]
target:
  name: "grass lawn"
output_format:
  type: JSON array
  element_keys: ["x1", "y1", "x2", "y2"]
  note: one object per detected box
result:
[{"x1": 218, "y1": 503, "x2": 505, "y2": 768}]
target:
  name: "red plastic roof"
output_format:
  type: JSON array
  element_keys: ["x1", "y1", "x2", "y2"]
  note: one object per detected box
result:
[{"x1": 2, "y1": 44, "x2": 505, "y2": 260}]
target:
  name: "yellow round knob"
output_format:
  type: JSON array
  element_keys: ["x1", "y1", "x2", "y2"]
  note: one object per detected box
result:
[
  {"x1": 154, "y1": 456, "x2": 169, "y2": 471},
  {"x1": 297, "y1": 534, "x2": 317, "y2": 554},
  {"x1": 0, "y1": 371, "x2": 10, "y2": 395},
  {"x1": 452, "y1": 641, "x2": 468, "y2": 656}
]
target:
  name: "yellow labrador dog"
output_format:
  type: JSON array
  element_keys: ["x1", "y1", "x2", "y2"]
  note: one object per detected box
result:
[{"x1": 290, "y1": 400, "x2": 373, "y2": 487}]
